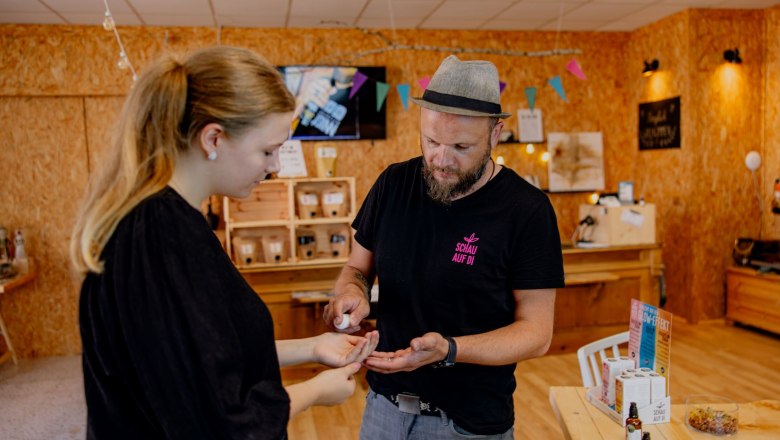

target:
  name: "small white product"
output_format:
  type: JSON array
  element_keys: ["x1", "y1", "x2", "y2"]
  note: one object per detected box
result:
[{"x1": 335, "y1": 313, "x2": 351, "y2": 330}]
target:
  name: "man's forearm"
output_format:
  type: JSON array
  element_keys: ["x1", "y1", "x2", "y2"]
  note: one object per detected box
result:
[
  {"x1": 453, "y1": 320, "x2": 553, "y2": 366},
  {"x1": 334, "y1": 265, "x2": 374, "y2": 300}
]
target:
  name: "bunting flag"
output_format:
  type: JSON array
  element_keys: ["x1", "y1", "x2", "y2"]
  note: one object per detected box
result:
[
  {"x1": 396, "y1": 84, "x2": 410, "y2": 111},
  {"x1": 499, "y1": 80, "x2": 507, "y2": 94},
  {"x1": 376, "y1": 81, "x2": 390, "y2": 111},
  {"x1": 349, "y1": 71, "x2": 368, "y2": 99},
  {"x1": 348, "y1": 60, "x2": 581, "y2": 113},
  {"x1": 548, "y1": 76, "x2": 567, "y2": 102},
  {"x1": 566, "y1": 58, "x2": 587, "y2": 80},
  {"x1": 418, "y1": 76, "x2": 431, "y2": 91},
  {"x1": 524, "y1": 86, "x2": 537, "y2": 111}
]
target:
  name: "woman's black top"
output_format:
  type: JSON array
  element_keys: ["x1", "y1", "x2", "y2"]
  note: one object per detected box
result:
[{"x1": 79, "y1": 187, "x2": 289, "y2": 439}]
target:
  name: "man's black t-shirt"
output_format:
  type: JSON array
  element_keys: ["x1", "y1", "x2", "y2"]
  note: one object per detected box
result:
[{"x1": 353, "y1": 156, "x2": 565, "y2": 435}]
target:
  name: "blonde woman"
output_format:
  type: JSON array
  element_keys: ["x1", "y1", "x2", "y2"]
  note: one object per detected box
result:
[{"x1": 71, "y1": 46, "x2": 378, "y2": 439}]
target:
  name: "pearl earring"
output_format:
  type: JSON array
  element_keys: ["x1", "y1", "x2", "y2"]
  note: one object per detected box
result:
[{"x1": 207, "y1": 151, "x2": 217, "y2": 161}]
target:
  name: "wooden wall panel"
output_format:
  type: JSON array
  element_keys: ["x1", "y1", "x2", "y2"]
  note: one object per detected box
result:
[
  {"x1": 765, "y1": 5, "x2": 780, "y2": 238},
  {"x1": 0, "y1": 97, "x2": 88, "y2": 357},
  {"x1": 83, "y1": 97, "x2": 125, "y2": 173},
  {"x1": 627, "y1": 12, "x2": 693, "y2": 319},
  {"x1": 687, "y1": 9, "x2": 766, "y2": 321}
]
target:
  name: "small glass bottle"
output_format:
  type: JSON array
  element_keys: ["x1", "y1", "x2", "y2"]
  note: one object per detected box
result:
[
  {"x1": 642, "y1": 432, "x2": 651, "y2": 440},
  {"x1": 625, "y1": 401, "x2": 643, "y2": 440}
]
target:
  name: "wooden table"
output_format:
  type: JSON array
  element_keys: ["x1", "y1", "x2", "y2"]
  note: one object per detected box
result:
[
  {"x1": 549, "y1": 386, "x2": 780, "y2": 439},
  {"x1": 0, "y1": 259, "x2": 36, "y2": 365}
]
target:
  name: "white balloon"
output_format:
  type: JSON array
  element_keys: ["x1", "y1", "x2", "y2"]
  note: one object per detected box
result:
[{"x1": 745, "y1": 151, "x2": 761, "y2": 171}]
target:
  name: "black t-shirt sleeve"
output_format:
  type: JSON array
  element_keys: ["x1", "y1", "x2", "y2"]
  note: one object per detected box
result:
[
  {"x1": 352, "y1": 167, "x2": 390, "y2": 251},
  {"x1": 104, "y1": 197, "x2": 289, "y2": 439},
  {"x1": 507, "y1": 197, "x2": 565, "y2": 290}
]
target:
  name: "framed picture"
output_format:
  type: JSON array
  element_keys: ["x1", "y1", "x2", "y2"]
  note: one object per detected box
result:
[
  {"x1": 618, "y1": 181, "x2": 635, "y2": 204},
  {"x1": 639, "y1": 96, "x2": 681, "y2": 150},
  {"x1": 518, "y1": 108, "x2": 544, "y2": 143},
  {"x1": 547, "y1": 132, "x2": 605, "y2": 192}
]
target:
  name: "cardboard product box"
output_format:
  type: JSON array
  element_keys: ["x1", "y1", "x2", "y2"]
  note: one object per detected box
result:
[{"x1": 578, "y1": 204, "x2": 656, "y2": 246}]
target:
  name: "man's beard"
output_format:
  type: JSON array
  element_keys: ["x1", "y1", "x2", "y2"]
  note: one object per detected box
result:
[{"x1": 422, "y1": 148, "x2": 492, "y2": 205}]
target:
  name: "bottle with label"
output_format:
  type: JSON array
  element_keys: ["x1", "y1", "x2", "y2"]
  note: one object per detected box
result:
[{"x1": 625, "y1": 401, "x2": 643, "y2": 440}]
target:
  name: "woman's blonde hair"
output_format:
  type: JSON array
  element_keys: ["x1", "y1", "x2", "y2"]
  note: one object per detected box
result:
[{"x1": 70, "y1": 46, "x2": 295, "y2": 275}]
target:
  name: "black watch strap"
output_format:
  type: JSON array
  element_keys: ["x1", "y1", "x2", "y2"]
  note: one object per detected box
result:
[{"x1": 432, "y1": 336, "x2": 457, "y2": 368}]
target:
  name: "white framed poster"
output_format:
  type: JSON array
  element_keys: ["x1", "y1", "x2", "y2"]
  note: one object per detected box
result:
[
  {"x1": 277, "y1": 140, "x2": 308, "y2": 178},
  {"x1": 547, "y1": 132, "x2": 605, "y2": 192},
  {"x1": 518, "y1": 108, "x2": 544, "y2": 143}
]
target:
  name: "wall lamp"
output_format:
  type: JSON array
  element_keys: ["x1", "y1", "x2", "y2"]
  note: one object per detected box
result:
[
  {"x1": 724, "y1": 48, "x2": 742, "y2": 64},
  {"x1": 642, "y1": 59, "x2": 659, "y2": 77}
]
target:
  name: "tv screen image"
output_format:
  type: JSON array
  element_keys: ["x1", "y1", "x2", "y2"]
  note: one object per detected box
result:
[{"x1": 279, "y1": 66, "x2": 387, "y2": 141}]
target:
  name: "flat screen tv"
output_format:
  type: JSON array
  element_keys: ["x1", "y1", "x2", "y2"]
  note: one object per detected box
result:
[{"x1": 278, "y1": 66, "x2": 387, "y2": 141}]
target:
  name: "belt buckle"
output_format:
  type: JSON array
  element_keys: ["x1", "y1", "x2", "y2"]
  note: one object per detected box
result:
[{"x1": 397, "y1": 393, "x2": 422, "y2": 415}]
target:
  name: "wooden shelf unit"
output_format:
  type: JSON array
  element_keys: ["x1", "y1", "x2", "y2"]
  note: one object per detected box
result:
[
  {"x1": 223, "y1": 177, "x2": 356, "y2": 271},
  {"x1": 727, "y1": 266, "x2": 780, "y2": 335}
]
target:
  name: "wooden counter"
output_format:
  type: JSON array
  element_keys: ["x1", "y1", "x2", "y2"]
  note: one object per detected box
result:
[
  {"x1": 726, "y1": 266, "x2": 780, "y2": 335},
  {"x1": 553, "y1": 244, "x2": 664, "y2": 352},
  {"x1": 550, "y1": 386, "x2": 780, "y2": 440},
  {"x1": 241, "y1": 244, "x2": 664, "y2": 355}
]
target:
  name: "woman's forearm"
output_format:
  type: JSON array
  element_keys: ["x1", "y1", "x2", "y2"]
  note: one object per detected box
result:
[{"x1": 275, "y1": 338, "x2": 316, "y2": 367}]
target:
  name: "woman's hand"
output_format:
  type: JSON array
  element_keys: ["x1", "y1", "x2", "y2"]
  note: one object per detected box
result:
[
  {"x1": 313, "y1": 330, "x2": 379, "y2": 367},
  {"x1": 309, "y1": 362, "x2": 362, "y2": 406}
]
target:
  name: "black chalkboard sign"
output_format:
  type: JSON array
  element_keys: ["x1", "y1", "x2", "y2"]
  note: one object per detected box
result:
[{"x1": 639, "y1": 96, "x2": 681, "y2": 150}]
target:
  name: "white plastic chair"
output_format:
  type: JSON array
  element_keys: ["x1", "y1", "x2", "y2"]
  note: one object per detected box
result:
[{"x1": 576, "y1": 331, "x2": 630, "y2": 387}]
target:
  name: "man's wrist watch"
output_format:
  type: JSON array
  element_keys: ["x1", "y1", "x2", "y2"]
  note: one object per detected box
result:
[{"x1": 432, "y1": 336, "x2": 457, "y2": 368}]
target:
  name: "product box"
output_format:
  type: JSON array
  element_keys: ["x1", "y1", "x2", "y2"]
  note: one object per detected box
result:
[
  {"x1": 586, "y1": 299, "x2": 672, "y2": 426},
  {"x1": 587, "y1": 385, "x2": 670, "y2": 426}
]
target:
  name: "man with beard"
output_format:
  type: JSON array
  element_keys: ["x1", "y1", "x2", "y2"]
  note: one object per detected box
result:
[{"x1": 323, "y1": 55, "x2": 565, "y2": 439}]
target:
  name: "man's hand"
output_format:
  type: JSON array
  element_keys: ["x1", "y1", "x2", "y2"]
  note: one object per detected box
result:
[
  {"x1": 362, "y1": 332, "x2": 449, "y2": 373},
  {"x1": 323, "y1": 291, "x2": 370, "y2": 333}
]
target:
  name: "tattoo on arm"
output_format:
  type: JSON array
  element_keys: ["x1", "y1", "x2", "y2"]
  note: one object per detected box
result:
[{"x1": 353, "y1": 271, "x2": 371, "y2": 299}]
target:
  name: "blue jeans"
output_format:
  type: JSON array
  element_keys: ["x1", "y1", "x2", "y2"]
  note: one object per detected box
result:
[{"x1": 359, "y1": 389, "x2": 514, "y2": 440}]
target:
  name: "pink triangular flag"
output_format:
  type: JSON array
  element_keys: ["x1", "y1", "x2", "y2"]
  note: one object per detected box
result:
[
  {"x1": 349, "y1": 71, "x2": 368, "y2": 99},
  {"x1": 566, "y1": 58, "x2": 587, "y2": 81},
  {"x1": 499, "y1": 81, "x2": 507, "y2": 94},
  {"x1": 418, "y1": 76, "x2": 431, "y2": 91}
]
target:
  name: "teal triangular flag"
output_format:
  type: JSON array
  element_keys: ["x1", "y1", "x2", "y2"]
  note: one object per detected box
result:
[
  {"x1": 524, "y1": 87, "x2": 537, "y2": 111},
  {"x1": 548, "y1": 76, "x2": 567, "y2": 102},
  {"x1": 396, "y1": 84, "x2": 410, "y2": 111},
  {"x1": 376, "y1": 81, "x2": 390, "y2": 111}
]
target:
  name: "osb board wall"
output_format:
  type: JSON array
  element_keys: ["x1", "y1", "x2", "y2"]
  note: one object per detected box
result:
[
  {"x1": 0, "y1": 13, "x2": 777, "y2": 356},
  {"x1": 0, "y1": 97, "x2": 89, "y2": 357},
  {"x1": 627, "y1": 9, "x2": 770, "y2": 322},
  {"x1": 627, "y1": 11, "x2": 692, "y2": 320},
  {"x1": 765, "y1": 5, "x2": 780, "y2": 238},
  {"x1": 686, "y1": 9, "x2": 767, "y2": 321}
]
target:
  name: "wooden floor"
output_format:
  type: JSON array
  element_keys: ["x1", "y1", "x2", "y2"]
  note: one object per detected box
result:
[{"x1": 284, "y1": 318, "x2": 780, "y2": 439}]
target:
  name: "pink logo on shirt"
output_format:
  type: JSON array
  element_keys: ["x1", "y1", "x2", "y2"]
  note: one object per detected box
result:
[{"x1": 452, "y1": 233, "x2": 479, "y2": 266}]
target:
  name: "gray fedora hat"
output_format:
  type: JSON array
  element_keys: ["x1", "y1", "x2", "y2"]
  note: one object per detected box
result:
[{"x1": 411, "y1": 55, "x2": 511, "y2": 118}]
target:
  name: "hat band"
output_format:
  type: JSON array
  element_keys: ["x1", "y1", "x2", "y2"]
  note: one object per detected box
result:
[{"x1": 422, "y1": 89, "x2": 502, "y2": 114}]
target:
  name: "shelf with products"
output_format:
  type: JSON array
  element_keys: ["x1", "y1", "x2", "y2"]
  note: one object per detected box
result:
[{"x1": 223, "y1": 177, "x2": 356, "y2": 271}]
